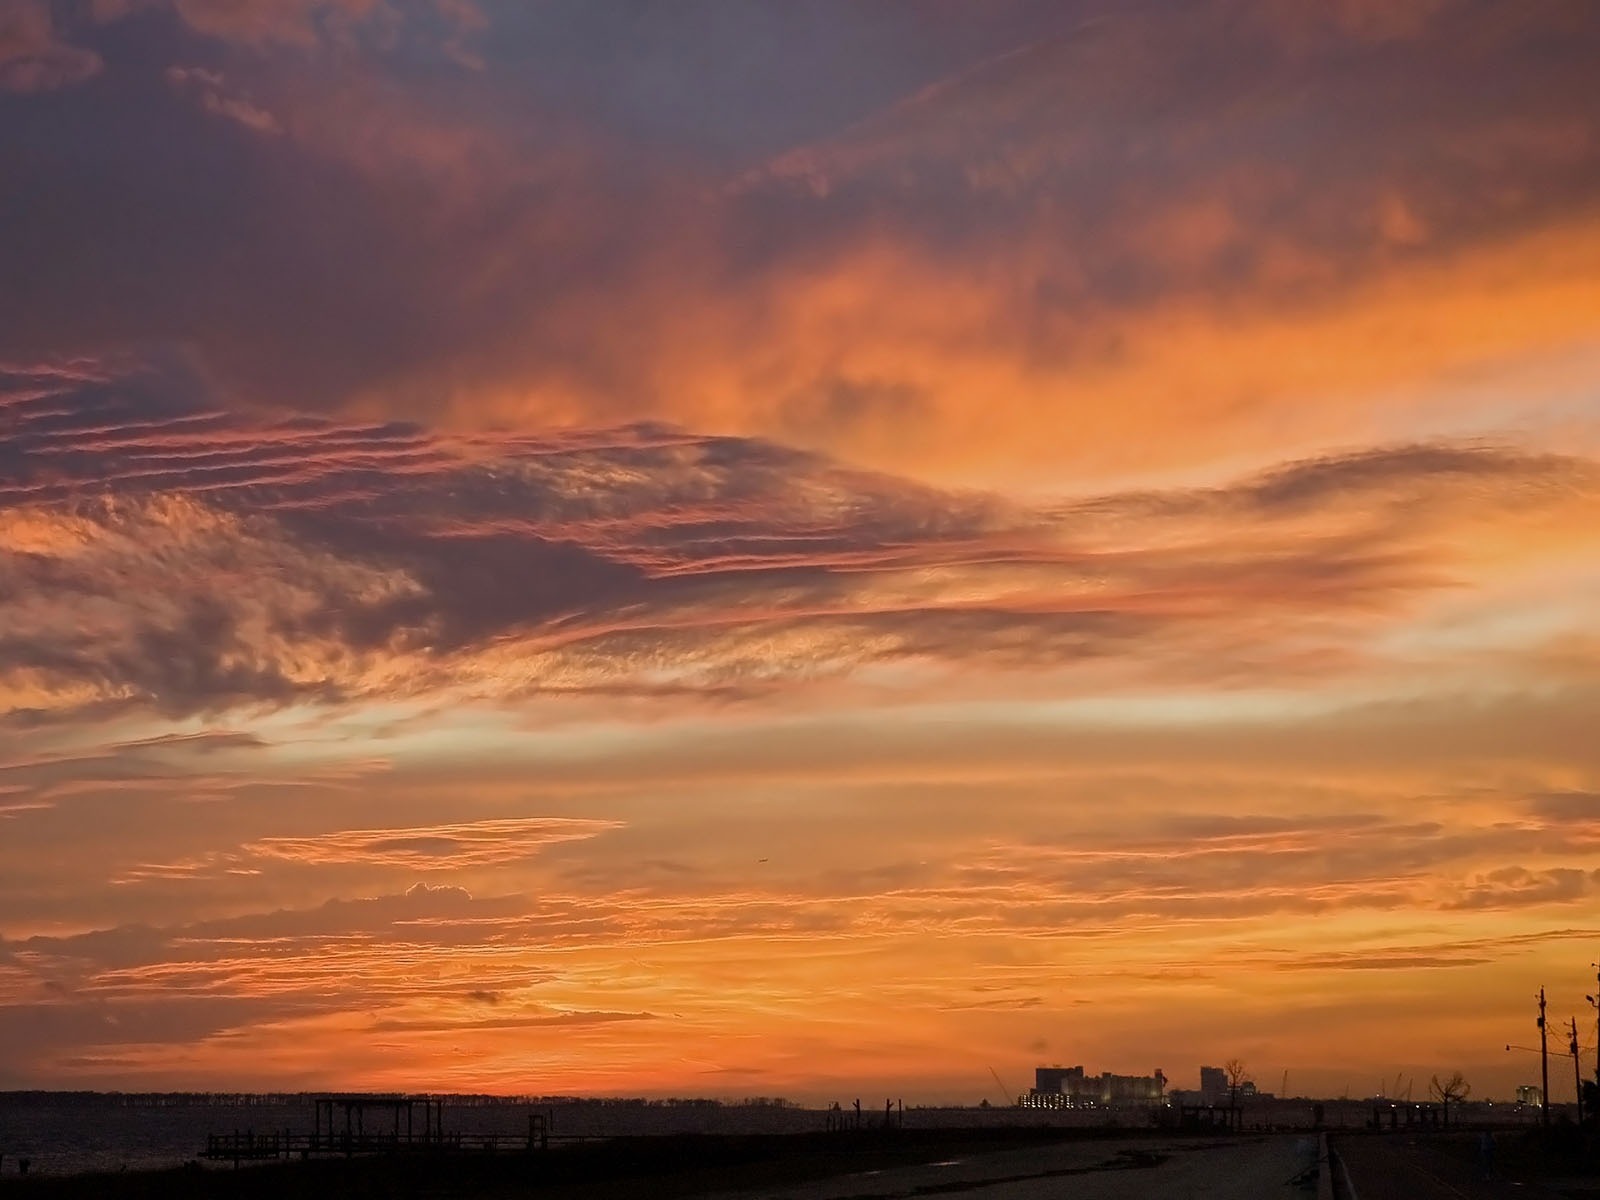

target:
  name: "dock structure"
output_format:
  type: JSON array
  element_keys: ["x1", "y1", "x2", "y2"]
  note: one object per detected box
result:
[
  {"x1": 203, "y1": 1096, "x2": 563, "y2": 1164},
  {"x1": 314, "y1": 1094, "x2": 445, "y2": 1150},
  {"x1": 1174, "y1": 1103, "x2": 1243, "y2": 1132},
  {"x1": 1368, "y1": 1101, "x2": 1444, "y2": 1130}
]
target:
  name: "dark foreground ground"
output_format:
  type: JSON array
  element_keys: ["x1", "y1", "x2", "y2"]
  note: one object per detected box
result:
[
  {"x1": 0, "y1": 1127, "x2": 1190, "y2": 1200},
  {"x1": 1333, "y1": 1128, "x2": 1600, "y2": 1199},
  {"x1": 14, "y1": 1126, "x2": 1596, "y2": 1200}
]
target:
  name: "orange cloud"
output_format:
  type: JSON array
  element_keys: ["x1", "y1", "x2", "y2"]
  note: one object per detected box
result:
[
  {"x1": 7, "y1": 2, "x2": 1596, "y2": 495},
  {"x1": 244, "y1": 817, "x2": 622, "y2": 869},
  {"x1": 3, "y1": 373, "x2": 1593, "y2": 718}
]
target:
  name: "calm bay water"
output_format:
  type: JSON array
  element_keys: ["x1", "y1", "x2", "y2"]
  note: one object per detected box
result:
[
  {"x1": 0, "y1": 1097, "x2": 826, "y2": 1176},
  {"x1": 0, "y1": 1095, "x2": 1217, "y2": 1177}
]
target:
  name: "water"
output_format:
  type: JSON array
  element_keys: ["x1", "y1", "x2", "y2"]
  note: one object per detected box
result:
[
  {"x1": 1, "y1": 1099, "x2": 307, "y2": 1175},
  {"x1": 0, "y1": 1096, "x2": 825, "y2": 1176},
  {"x1": 0, "y1": 1095, "x2": 1190, "y2": 1177}
]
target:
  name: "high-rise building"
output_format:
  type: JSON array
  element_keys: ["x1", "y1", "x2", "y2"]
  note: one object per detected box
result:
[
  {"x1": 1199, "y1": 1065, "x2": 1227, "y2": 1106},
  {"x1": 1025, "y1": 1065, "x2": 1166, "y2": 1108}
]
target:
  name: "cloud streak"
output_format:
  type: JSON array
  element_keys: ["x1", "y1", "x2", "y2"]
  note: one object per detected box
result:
[
  {"x1": 248, "y1": 817, "x2": 621, "y2": 869},
  {"x1": 3, "y1": 356, "x2": 1596, "y2": 722}
]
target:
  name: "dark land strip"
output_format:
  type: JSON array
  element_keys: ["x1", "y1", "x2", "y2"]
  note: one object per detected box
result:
[{"x1": 0, "y1": 1127, "x2": 1184, "y2": 1200}]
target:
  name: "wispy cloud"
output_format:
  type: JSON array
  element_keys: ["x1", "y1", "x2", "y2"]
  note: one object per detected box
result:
[
  {"x1": 165, "y1": 66, "x2": 282, "y2": 135},
  {"x1": 245, "y1": 816, "x2": 621, "y2": 870},
  {"x1": 4, "y1": 358, "x2": 1596, "y2": 723},
  {"x1": 1445, "y1": 866, "x2": 1600, "y2": 911}
]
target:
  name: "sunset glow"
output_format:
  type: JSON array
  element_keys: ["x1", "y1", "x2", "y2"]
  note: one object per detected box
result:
[{"x1": 1, "y1": 0, "x2": 1598, "y2": 1105}]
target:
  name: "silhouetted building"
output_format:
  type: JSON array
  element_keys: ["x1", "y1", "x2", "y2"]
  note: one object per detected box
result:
[
  {"x1": 1033, "y1": 1066, "x2": 1077, "y2": 1097},
  {"x1": 1199, "y1": 1065, "x2": 1227, "y2": 1106},
  {"x1": 1516, "y1": 1085, "x2": 1543, "y2": 1107},
  {"x1": 1024, "y1": 1065, "x2": 1166, "y2": 1108}
]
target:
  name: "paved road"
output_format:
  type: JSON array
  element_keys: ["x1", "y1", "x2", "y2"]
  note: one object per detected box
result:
[
  {"x1": 711, "y1": 1135, "x2": 1320, "y2": 1200},
  {"x1": 1333, "y1": 1136, "x2": 1568, "y2": 1200}
]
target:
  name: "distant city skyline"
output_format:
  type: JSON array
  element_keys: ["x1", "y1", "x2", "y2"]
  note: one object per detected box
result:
[{"x1": 1, "y1": 0, "x2": 1598, "y2": 1104}]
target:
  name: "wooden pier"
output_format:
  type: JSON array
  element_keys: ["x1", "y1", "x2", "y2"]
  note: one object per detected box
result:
[{"x1": 201, "y1": 1095, "x2": 594, "y2": 1164}]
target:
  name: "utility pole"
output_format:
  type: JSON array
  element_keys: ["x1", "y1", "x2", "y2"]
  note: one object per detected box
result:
[
  {"x1": 1538, "y1": 987, "x2": 1550, "y2": 1128},
  {"x1": 1570, "y1": 1017, "x2": 1584, "y2": 1126},
  {"x1": 1591, "y1": 962, "x2": 1600, "y2": 1099}
]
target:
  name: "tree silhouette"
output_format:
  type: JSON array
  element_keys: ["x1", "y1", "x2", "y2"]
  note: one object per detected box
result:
[
  {"x1": 1224, "y1": 1058, "x2": 1251, "y2": 1106},
  {"x1": 1429, "y1": 1071, "x2": 1471, "y2": 1127}
]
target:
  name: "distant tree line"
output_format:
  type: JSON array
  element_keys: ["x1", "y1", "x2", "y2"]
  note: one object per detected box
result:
[{"x1": 0, "y1": 1090, "x2": 798, "y2": 1109}]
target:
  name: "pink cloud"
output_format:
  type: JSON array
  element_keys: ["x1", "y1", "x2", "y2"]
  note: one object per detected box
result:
[
  {"x1": 0, "y1": 1, "x2": 101, "y2": 92},
  {"x1": 166, "y1": 65, "x2": 283, "y2": 135}
]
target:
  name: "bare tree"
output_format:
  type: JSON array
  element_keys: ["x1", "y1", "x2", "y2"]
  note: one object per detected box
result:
[
  {"x1": 1429, "y1": 1071, "x2": 1471, "y2": 1127},
  {"x1": 1224, "y1": 1058, "x2": 1251, "y2": 1106}
]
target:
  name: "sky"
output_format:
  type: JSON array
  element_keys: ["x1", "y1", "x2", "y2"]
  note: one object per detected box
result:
[{"x1": 1, "y1": 0, "x2": 1598, "y2": 1105}]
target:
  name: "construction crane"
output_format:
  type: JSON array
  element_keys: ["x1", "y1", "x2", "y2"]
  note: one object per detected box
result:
[{"x1": 988, "y1": 1066, "x2": 1016, "y2": 1107}]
